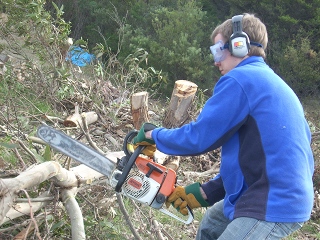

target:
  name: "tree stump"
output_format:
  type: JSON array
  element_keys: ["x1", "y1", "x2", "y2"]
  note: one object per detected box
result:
[
  {"x1": 131, "y1": 91, "x2": 149, "y2": 129},
  {"x1": 160, "y1": 80, "x2": 198, "y2": 171},
  {"x1": 162, "y1": 80, "x2": 198, "y2": 128},
  {"x1": 129, "y1": 82, "x2": 198, "y2": 171}
]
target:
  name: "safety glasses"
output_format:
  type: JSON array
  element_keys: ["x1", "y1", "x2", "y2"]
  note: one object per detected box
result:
[{"x1": 210, "y1": 40, "x2": 229, "y2": 62}]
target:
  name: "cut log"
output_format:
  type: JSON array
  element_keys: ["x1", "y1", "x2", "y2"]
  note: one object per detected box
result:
[
  {"x1": 131, "y1": 92, "x2": 149, "y2": 129},
  {"x1": 162, "y1": 80, "x2": 198, "y2": 128},
  {"x1": 63, "y1": 104, "x2": 98, "y2": 128}
]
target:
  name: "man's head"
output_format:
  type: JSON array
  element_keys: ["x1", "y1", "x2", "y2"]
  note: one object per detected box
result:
[
  {"x1": 210, "y1": 13, "x2": 268, "y2": 75},
  {"x1": 211, "y1": 13, "x2": 268, "y2": 59}
]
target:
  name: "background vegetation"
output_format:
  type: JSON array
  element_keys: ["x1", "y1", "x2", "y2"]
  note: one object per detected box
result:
[
  {"x1": 0, "y1": 0, "x2": 320, "y2": 239},
  {"x1": 42, "y1": 0, "x2": 320, "y2": 96}
]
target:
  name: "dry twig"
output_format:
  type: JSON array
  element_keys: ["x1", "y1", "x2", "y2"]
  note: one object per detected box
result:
[
  {"x1": 12, "y1": 147, "x2": 26, "y2": 169},
  {"x1": 151, "y1": 218, "x2": 165, "y2": 240},
  {"x1": 16, "y1": 139, "x2": 38, "y2": 163},
  {"x1": 20, "y1": 190, "x2": 42, "y2": 240},
  {"x1": 116, "y1": 193, "x2": 142, "y2": 240},
  {"x1": 80, "y1": 113, "x2": 105, "y2": 155}
]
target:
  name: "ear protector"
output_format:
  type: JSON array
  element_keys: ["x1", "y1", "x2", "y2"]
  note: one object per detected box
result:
[{"x1": 229, "y1": 15, "x2": 250, "y2": 58}]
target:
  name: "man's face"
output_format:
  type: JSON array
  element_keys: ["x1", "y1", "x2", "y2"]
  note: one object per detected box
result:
[{"x1": 213, "y1": 33, "x2": 244, "y2": 75}]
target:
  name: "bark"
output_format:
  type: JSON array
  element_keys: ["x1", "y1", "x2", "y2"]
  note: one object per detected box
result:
[
  {"x1": 160, "y1": 80, "x2": 198, "y2": 170},
  {"x1": 162, "y1": 80, "x2": 198, "y2": 128},
  {"x1": 61, "y1": 188, "x2": 85, "y2": 240},
  {"x1": 64, "y1": 104, "x2": 98, "y2": 128},
  {"x1": 131, "y1": 91, "x2": 149, "y2": 129},
  {"x1": 0, "y1": 151, "x2": 122, "y2": 226}
]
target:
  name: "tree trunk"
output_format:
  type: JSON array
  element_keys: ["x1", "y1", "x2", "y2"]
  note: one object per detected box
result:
[
  {"x1": 162, "y1": 80, "x2": 198, "y2": 128},
  {"x1": 131, "y1": 91, "x2": 149, "y2": 129},
  {"x1": 158, "y1": 80, "x2": 198, "y2": 170}
]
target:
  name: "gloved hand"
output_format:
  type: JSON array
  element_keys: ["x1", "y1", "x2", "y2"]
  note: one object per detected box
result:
[
  {"x1": 132, "y1": 123, "x2": 157, "y2": 157},
  {"x1": 165, "y1": 183, "x2": 209, "y2": 215}
]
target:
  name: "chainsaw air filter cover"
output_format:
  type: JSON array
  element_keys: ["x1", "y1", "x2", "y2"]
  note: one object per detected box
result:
[{"x1": 122, "y1": 170, "x2": 161, "y2": 205}]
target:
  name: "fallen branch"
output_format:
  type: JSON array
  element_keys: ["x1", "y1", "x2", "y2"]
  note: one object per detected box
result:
[
  {"x1": 80, "y1": 112, "x2": 105, "y2": 155},
  {"x1": 42, "y1": 115, "x2": 64, "y2": 124},
  {"x1": 151, "y1": 218, "x2": 165, "y2": 240},
  {"x1": 0, "y1": 160, "x2": 106, "y2": 225},
  {"x1": 116, "y1": 193, "x2": 142, "y2": 240},
  {"x1": 63, "y1": 103, "x2": 98, "y2": 128},
  {"x1": 19, "y1": 189, "x2": 42, "y2": 240},
  {"x1": 27, "y1": 136, "x2": 46, "y2": 145},
  {"x1": 12, "y1": 146, "x2": 26, "y2": 169},
  {"x1": 61, "y1": 188, "x2": 85, "y2": 240},
  {"x1": 13, "y1": 219, "x2": 39, "y2": 240}
]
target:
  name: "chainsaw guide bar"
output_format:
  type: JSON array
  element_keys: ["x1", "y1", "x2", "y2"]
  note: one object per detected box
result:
[{"x1": 37, "y1": 124, "x2": 116, "y2": 177}]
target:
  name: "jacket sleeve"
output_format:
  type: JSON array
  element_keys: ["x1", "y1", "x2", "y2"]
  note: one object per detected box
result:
[
  {"x1": 151, "y1": 76, "x2": 250, "y2": 156},
  {"x1": 201, "y1": 174, "x2": 226, "y2": 206}
]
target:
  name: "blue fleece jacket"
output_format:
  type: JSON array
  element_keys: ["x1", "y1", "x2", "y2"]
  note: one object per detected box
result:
[{"x1": 152, "y1": 56, "x2": 314, "y2": 222}]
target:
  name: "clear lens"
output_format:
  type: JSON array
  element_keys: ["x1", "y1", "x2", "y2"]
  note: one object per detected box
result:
[{"x1": 210, "y1": 40, "x2": 228, "y2": 62}]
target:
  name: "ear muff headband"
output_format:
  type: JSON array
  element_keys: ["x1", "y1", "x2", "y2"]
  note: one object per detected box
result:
[{"x1": 229, "y1": 15, "x2": 250, "y2": 58}]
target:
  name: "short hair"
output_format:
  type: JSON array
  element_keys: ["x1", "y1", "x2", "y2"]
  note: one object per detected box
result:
[{"x1": 210, "y1": 13, "x2": 268, "y2": 58}]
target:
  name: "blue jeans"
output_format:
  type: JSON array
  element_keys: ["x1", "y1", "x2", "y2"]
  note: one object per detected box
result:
[{"x1": 196, "y1": 200, "x2": 303, "y2": 240}]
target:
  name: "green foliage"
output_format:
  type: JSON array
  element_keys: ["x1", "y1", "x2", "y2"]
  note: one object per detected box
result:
[
  {"x1": 0, "y1": 142, "x2": 19, "y2": 149},
  {"x1": 276, "y1": 35, "x2": 320, "y2": 96},
  {"x1": 0, "y1": 64, "x2": 53, "y2": 115},
  {"x1": 2, "y1": 0, "x2": 71, "y2": 62},
  {"x1": 97, "y1": 218, "x2": 124, "y2": 239},
  {"x1": 43, "y1": 144, "x2": 52, "y2": 161},
  {"x1": 57, "y1": 82, "x2": 75, "y2": 100},
  {"x1": 51, "y1": 0, "x2": 320, "y2": 98},
  {"x1": 122, "y1": 0, "x2": 215, "y2": 95},
  {"x1": 298, "y1": 219, "x2": 320, "y2": 239},
  {"x1": 49, "y1": 216, "x2": 71, "y2": 238},
  {"x1": 0, "y1": 0, "x2": 76, "y2": 112},
  {"x1": 0, "y1": 141, "x2": 18, "y2": 165},
  {"x1": 56, "y1": 0, "x2": 218, "y2": 96}
]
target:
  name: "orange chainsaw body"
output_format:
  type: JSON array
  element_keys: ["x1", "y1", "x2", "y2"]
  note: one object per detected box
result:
[{"x1": 135, "y1": 156, "x2": 176, "y2": 198}]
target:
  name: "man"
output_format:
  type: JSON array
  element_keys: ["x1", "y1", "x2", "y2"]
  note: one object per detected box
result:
[{"x1": 133, "y1": 13, "x2": 314, "y2": 239}]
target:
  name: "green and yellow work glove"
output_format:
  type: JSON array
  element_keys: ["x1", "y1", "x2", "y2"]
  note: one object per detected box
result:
[
  {"x1": 165, "y1": 183, "x2": 209, "y2": 215},
  {"x1": 132, "y1": 123, "x2": 157, "y2": 157}
]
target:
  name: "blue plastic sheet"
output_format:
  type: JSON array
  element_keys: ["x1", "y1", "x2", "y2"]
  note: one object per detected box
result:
[{"x1": 66, "y1": 46, "x2": 95, "y2": 67}]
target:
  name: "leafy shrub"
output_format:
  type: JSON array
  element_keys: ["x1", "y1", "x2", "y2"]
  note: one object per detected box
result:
[{"x1": 276, "y1": 36, "x2": 320, "y2": 97}]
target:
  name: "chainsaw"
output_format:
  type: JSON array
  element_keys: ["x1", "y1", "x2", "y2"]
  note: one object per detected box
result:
[{"x1": 37, "y1": 124, "x2": 193, "y2": 224}]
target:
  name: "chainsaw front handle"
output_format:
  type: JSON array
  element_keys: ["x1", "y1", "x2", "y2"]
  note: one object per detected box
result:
[
  {"x1": 115, "y1": 144, "x2": 145, "y2": 192},
  {"x1": 123, "y1": 130, "x2": 138, "y2": 157}
]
